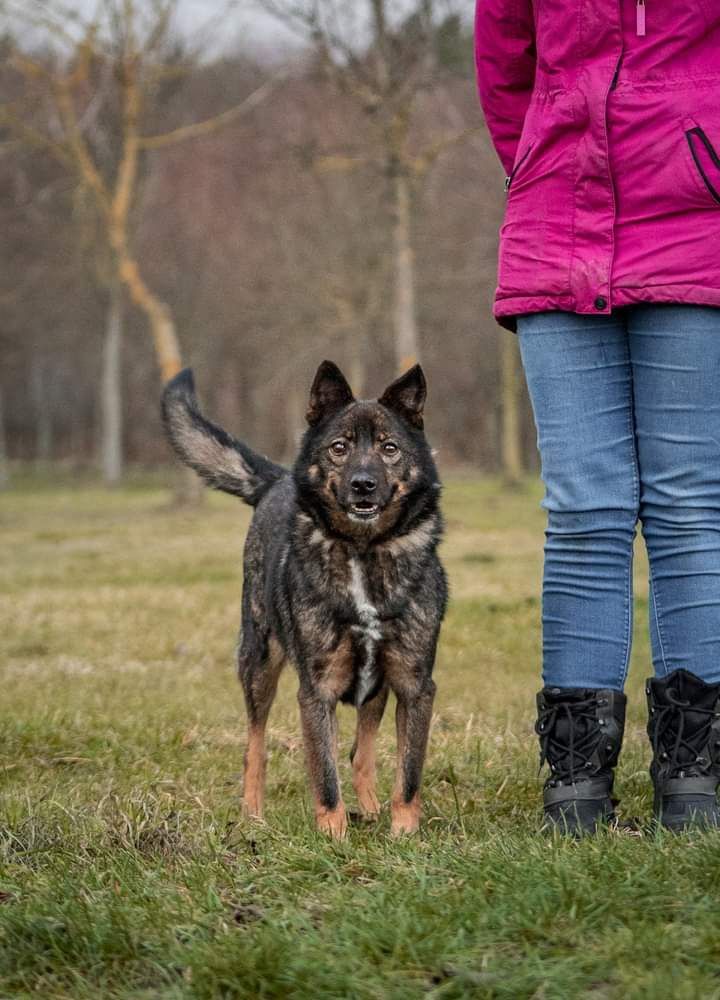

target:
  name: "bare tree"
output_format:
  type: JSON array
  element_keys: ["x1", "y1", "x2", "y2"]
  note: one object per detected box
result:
[
  {"x1": 100, "y1": 277, "x2": 123, "y2": 484},
  {"x1": 0, "y1": 11, "x2": 526, "y2": 475},
  {"x1": 0, "y1": 0, "x2": 280, "y2": 487},
  {"x1": 500, "y1": 333, "x2": 523, "y2": 486},
  {"x1": 260, "y1": 0, "x2": 474, "y2": 374},
  {"x1": 30, "y1": 356, "x2": 52, "y2": 466},
  {"x1": 0, "y1": 385, "x2": 8, "y2": 488}
]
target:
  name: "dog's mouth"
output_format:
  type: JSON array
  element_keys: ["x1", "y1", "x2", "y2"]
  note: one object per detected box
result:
[{"x1": 348, "y1": 499, "x2": 380, "y2": 521}]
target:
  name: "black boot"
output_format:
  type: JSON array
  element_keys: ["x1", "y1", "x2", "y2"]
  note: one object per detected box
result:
[
  {"x1": 535, "y1": 687, "x2": 626, "y2": 836},
  {"x1": 646, "y1": 669, "x2": 720, "y2": 831}
]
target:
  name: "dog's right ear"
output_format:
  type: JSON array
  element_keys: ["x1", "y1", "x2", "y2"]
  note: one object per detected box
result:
[
  {"x1": 379, "y1": 364, "x2": 426, "y2": 429},
  {"x1": 306, "y1": 361, "x2": 355, "y2": 426}
]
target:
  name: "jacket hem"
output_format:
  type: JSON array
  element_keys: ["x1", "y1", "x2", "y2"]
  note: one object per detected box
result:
[{"x1": 493, "y1": 285, "x2": 720, "y2": 332}]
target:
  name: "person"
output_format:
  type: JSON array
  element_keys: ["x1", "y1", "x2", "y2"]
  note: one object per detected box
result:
[{"x1": 474, "y1": 1, "x2": 720, "y2": 834}]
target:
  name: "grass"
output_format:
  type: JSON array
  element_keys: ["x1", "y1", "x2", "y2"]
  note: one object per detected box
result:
[{"x1": 2, "y1": 475, "x2": 720, "y2": 999}]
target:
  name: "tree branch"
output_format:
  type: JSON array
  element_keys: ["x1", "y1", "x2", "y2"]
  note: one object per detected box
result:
[
  {"x1": 411, "y1": 127, "x2": 483, "y2": 175},
  {"x1": 138, "y1": 74, "x2": 286, "y2": 150},
  {"x1": 53, "y1": 76, "x2": 111, "y2": 214},
  {"x1": 314, "y1": 153, "x2": 372, "y2": 173},
  {"x1": 0, "y1": 105, "x2": 72, "y2": 167},
  {"x1": 110, "y1": 53, "x2": 141, "y2": 230}
]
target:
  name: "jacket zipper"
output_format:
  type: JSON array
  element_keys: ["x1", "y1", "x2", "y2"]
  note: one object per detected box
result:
[
  {"x1": 636, "y1": 0, "x2": 646, "y2": 36},
  {"x1": 504, "y1": 144, "x2": 534, "y2": 192}
]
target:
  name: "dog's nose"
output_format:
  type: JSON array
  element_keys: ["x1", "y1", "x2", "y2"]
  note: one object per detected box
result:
[{"x1": 351, "y1": 474, "x2": 377, "y2": 496}]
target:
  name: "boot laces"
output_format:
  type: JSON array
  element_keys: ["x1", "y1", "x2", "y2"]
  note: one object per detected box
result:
[
  {"x1": 536, "y1": 694, "x2": 607, "y2": 785},
  {"x1": 652, "y1": 689, "x2": 717, "y2": 778}
]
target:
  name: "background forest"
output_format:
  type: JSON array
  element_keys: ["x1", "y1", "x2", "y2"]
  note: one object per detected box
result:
[{"x1": 0, "y1": 0, "x2": 534, "y2": 486}]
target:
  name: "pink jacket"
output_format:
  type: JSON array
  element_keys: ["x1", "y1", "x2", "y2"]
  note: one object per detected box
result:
[{"x1": 475, "y1": 1, "x2": 720, "y2": 329}]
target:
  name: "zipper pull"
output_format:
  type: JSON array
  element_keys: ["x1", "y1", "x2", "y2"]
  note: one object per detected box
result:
[{"x1": 636, "y1": 0, "x2": 646, "y2": 36}]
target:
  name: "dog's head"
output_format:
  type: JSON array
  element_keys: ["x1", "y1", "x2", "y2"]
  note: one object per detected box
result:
[{"x1": 294, "y1": 361, "x2": 439, "y2": 541}]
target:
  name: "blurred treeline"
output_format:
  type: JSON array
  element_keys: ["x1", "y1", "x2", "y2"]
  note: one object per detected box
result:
[{"x1": 0, "y1": 0, "x2": 535, "y2": 486}]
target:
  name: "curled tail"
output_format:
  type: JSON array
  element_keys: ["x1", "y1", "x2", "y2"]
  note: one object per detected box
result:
[{"x1": 161, "y1": 369, "x2": 287, "y2": 506}]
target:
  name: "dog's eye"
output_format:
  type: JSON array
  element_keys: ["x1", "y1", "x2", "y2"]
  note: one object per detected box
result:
[
  {"x1": 382, "y1": 441, "x2": 399, "y2": 456},
  {"x1": 329, "y1": 440, "x2": 348, "y2": 457}
]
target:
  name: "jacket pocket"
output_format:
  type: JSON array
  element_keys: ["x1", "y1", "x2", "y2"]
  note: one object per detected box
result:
[
  {"x1": 505, "y1": 142, "x2": 535, "y2": 193},
  {"x1": 685, "y1": 124, "x2": 720, "y2": 206}
]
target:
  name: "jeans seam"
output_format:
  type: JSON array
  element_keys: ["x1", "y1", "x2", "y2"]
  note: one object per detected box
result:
[
  {"x1": 620, "y1": 337, "x2": 640, "y2": 690},
  {"x1": 647, "y1": 559, "x2": 670, "y2": 677},
  {"x1": 619, "y1": 545, "x2": 634, "y2": 689}
]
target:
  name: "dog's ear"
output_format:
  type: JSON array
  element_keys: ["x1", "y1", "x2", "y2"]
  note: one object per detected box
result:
[
  {"x1": 306, "y1": 361, "x2": 355, "y2": 426},
  {"x1": 379, "y1": 364, "x2": 426, "y2": 429}
]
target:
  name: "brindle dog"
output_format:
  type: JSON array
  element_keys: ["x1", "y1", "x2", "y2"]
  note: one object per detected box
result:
[{"x1": 162, "y1": 361, "x2": 447, "y2": 838}]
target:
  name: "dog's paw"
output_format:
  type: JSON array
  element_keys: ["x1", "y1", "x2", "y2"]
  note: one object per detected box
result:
[
  {"x1": 356, "y1": 788, "x2": 381, "y2": 819},
  {"x1": 390, "y1": 821, "x2": 420, "y2": 838},
  {"x1": 241, "y1": 797, "x2": 265, "y2": 822},
  {"x1": 316, "y1": 804, "x2": 348, "y2": 840},
  {"x1": 390, "y1": 796, "x2": 421, "y2": 837}
]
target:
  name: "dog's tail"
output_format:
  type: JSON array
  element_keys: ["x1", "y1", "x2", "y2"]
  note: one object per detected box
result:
[{"x1": 162, "y1": 369, "x2": 287, "y2": 506}]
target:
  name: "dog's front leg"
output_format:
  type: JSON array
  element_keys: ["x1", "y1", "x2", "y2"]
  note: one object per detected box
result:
[
  {"x1": 297, "y1": 687, "x2": 347, "y2": 839},
  {"x1": 350, "y1": 685, "x2": 389, "y2": 819},
  {"x1": 391, "y1": 679, "x2": 436, "y2": 837}
]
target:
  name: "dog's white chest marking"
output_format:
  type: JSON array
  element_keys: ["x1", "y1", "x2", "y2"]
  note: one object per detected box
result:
[
  {"x1": 349, "y1": 559, "x2": 381, "y2": 638},
  {"x1": 348, "y1": 559, "x2": 382, "y2": 704}
]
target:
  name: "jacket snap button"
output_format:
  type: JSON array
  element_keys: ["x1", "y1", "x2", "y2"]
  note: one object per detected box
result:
[{"x1": 594, "y1": 296, "x2": 608, "y2": 310}]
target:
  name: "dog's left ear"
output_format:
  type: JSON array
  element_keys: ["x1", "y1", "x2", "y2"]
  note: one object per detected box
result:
[
  {"x1": 306, "y1": 360, "x2": 355, "y2": 426},
  {"x1": 379, "y1": 364, "x2": 426, "y2": 429}
]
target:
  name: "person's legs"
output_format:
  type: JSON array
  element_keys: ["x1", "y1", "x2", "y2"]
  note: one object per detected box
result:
[
  {"x1": 518, "y1": 311, "x2": 638, "y2": 833},
  {"x1": 629, "y1": 305, "x2": 720, "y2": 829},
  {"x1": 630, "y1": 305, "x2": 720, "y2": 682},
  {"x1": 518, "y1": 311, "x2": 640, "y2": 691}
]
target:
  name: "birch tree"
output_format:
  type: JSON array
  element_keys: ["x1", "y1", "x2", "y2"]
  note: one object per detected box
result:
[{"x1": 0, "y1": 0, "x2": 279, "y2": 486}]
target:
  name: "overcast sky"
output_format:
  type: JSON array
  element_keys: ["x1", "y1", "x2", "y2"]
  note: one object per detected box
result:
[
  {"x1": 151, "y1": 0, "x2": 297, "y2": 50},
  {"x1": 6, "y1": 1, "x2": 468, "y2": 59},
  {"x1": 15, "y1": 1, "x2": 454, "y2": 50},
  {"x1": 6, "y1": 1, "x2": 300, "y2": 56}
]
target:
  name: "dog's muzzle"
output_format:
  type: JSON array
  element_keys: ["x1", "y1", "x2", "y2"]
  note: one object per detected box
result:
[{"x1": 349, "y1": 499, "x2": 380, "y2": 520}]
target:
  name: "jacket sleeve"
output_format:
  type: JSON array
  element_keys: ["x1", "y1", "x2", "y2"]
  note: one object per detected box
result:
[{"x1": 474, "y1": 0, "x2": 537, "y2": 176}]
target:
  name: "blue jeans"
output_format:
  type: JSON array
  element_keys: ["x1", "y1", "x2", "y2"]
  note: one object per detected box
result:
[{"x1": 517, "y1": 306, "x2": 720, "y2": 691}]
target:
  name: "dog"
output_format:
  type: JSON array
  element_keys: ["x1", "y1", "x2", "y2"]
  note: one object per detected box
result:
[{"x1": 162, "y1": 361, "x2": 447, "y2": 838}]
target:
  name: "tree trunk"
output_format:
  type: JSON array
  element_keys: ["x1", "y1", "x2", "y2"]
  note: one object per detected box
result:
[
  {"x1": 285, "y1": 384, "x2": 304, "y2": 463},
  {"x1": 0, "y1": 385, "x2": 8, "y2": 488},
  {"x1": 114, "y1": 245, "x2": 202, "y2": 504},
  {"x1": 392, "y1": 171, "x2": 420, "y2": 374},
  {"x1": 31, "y1": 359, "x2": 52, "y2": 467},
  {"x1": 116, "y1": 253, "x2": 182, "y2": 383},
  {"x1": 500, "y1": 333, "x2": 523, "y2": 486},
  {"x1": 348, "y1": 351, "x2": 366, "y2": 400},
  {"x1": 100, "y1": 281, "x2": 124, "y2": 485}
]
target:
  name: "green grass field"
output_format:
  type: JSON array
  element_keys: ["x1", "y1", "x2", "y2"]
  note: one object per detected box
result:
[{"x1": 2, "y1": 476, "x2": 720, "y2": 999}]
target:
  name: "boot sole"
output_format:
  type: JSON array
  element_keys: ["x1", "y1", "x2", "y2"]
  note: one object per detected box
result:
[
  {"x1": 543, "y1": 799, "x2": 615, "y2": 837},
  {"x1": 655, "y1": 794, "x2": 720, "y2": 833}
]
